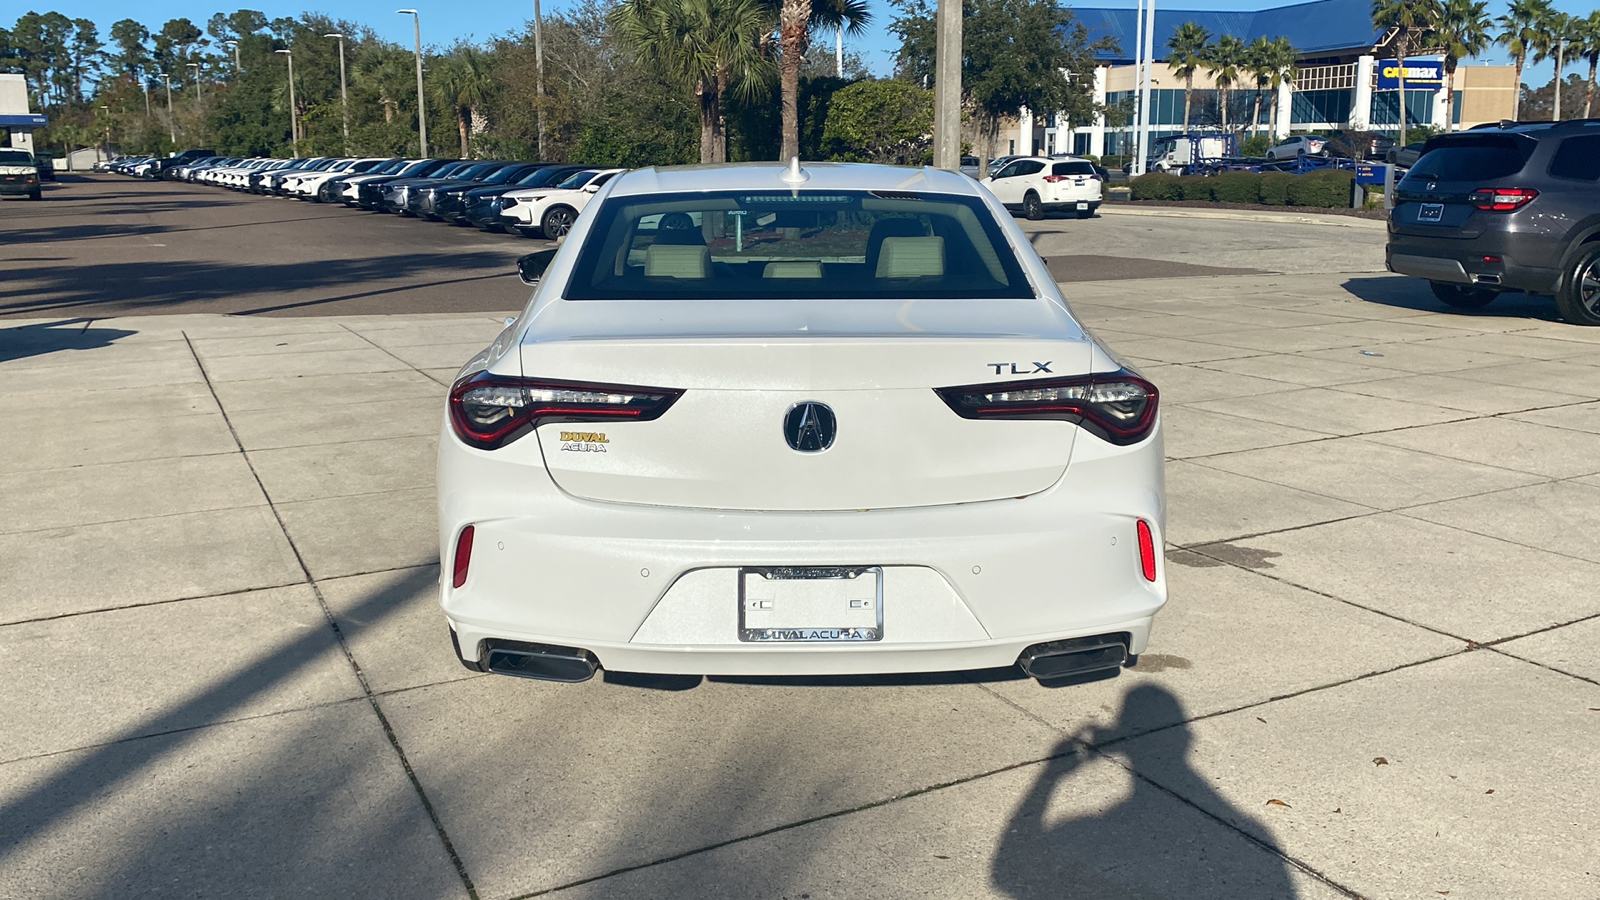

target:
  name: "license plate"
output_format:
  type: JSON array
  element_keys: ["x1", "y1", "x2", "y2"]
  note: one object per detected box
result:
[
  {"x1": 1075, "y1": 201, "x2": 1088, "y2": 210},
  {"x1": 1418, "y1": 202, "x2": 1444, "y2": 223},
  {"x1": 738, "y1": 566, "x2": 882, "y2": 642}
]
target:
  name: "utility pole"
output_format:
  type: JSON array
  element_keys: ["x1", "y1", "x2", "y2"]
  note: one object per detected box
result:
[
  {"x1": 533, "y1": 0, "x2": 546, "y2": 159},
  {"x1": 142, "y1": 77, "x2": 151, "y2": 118},
  {"x1": 1131, "y1": 0, "x2": 1144, "y2": 175},
  {"x1": 224, "y1": 40, "x2": 240, "y2": 74},
  {"x1": 836, "y1": 27, "x2": 843, "y2": 77},
  {"x1": 398, "y1": 9, "x2": 429, "y2": 157},
  {"x1": 100, "y1": 104, "x2": 110, "y2": 160},
  {"x1": 158, "y1": 72, "x2": 175, "y2": 144},
  {"x1": 326, "y1": 33, "x2": 350, "y2": 153},
  {"x1": 186, "y1": 62, "x2": 202, "y2": 104},
  {"x1": 275, "y1": 49, "x2": 298, "y2": 155},
  {"x1": 931, "y1": 0, "x2": 962, "y2": 170}
]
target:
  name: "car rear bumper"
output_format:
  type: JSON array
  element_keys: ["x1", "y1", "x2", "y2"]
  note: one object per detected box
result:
[
  {"x1": 1386, "y1": 235, "x2": 1559, "y2": 294},
  {"x1": 439, "y1": 422, "x2": 1167, "y2": 676}
]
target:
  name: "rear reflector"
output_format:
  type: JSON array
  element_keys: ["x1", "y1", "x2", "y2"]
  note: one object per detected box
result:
[
  {"x1": 452, "y1": 525, "x2": 474, "y2": 588},
  {"x1": 934, "y1": 369, "x2": 1159, "y2": 445},
  {"x1": 1136, "y1": 520, "x2": 1157, "y2": 582}
]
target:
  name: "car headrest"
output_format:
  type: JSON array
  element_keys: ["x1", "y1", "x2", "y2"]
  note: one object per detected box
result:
[
  {"x1": 644, "y1": 243, "x2": 710, "y2": 279},
  {"x1": 875, "y1": 237, "x2": 944, "y2": 278},
  {"x1": 762, "y1": 261, "x2": 823, "y2": 279}
]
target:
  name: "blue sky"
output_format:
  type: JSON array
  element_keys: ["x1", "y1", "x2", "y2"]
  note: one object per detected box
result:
[{"x1": 21, "y1": 0, "x2": 1594, "y2": 83}]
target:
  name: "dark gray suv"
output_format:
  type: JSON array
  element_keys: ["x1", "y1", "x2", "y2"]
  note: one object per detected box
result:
[{"x1": 1385, "y1": 119, "x2": 1600, "y2": 324}]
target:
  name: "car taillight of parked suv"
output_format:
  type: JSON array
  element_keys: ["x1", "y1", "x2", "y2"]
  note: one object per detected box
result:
[{"x1": 1386, "y1": 119, "x2": 1600, "y2": 325}]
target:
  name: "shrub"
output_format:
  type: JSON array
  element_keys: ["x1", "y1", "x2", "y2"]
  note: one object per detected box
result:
[
  {"x1": 1287, "y1": 169, "x2": 1355, "y2": 207},
  {"x1": 1257, "y1": 172, "x2": 1293, "y2": 205},
  {"x1": 1100, "y1": 154, "x2": 1129, "y2": 172},
  {"x1": 1239, "y1": 134, "x2": 1273, "y2": 158},
  {"x1": 1178, "y1": 174, "x2": 1214, "y2": 201},
  {"x1": 1129, "y1": 172, "x2": 1182, "y2": 201},
  {"x1": 1210, "y1": 172, "x2": 1260, "y2": 203}
]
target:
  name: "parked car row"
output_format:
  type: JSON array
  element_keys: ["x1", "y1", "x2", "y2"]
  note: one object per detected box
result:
[{"x1": 101, "y1": 152, "x2": 627, "y2": 240}]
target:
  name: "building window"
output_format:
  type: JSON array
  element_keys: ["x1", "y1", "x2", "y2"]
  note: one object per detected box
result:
[
  {"x1": 1292, "y1": 89, "x2": 1354, "y2": 125},
  {"x1": 1369, "y1": 90, "x2": 1435, "y2": 128},
  {"x1": 1008, "y1": 139, "x2": 1015, "y2": 154}
]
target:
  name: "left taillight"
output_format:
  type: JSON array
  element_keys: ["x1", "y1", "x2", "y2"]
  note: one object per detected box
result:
[
  {"x1": 933, "y1": 369, "x2": 1159, "y2": 446},
  {"x1": 448, "y1": 371, "x2": 683, "y2": 450}
]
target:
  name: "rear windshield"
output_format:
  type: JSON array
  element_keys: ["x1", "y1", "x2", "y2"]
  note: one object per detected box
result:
[
  {"x1": 0, "y1": 150, "x2": 32, "y2": 164},
  {"x1": 1053, "y1": 161, "x2": 1096, "y2": 176},
  {"x1": 565, "y1": 189, "x2": 1034, "y2": 301},
  {"x1": 1407, "y1": 136, "x2": 1536, "y2": 182}
]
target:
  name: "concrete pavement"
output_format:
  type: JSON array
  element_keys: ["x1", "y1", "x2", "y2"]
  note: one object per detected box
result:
[{"x1": 3, "y1": 189, "x2": 1600, "y2": 898}]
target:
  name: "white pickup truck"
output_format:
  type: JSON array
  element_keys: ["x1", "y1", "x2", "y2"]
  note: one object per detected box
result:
[{"x1": 0, "y1": 148, "x2": 42, "y2": 201}]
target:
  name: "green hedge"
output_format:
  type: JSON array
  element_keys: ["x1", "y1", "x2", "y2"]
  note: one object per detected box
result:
[{"x1": 1128, "y1": 169, "x2": 1356, "y2": 208}]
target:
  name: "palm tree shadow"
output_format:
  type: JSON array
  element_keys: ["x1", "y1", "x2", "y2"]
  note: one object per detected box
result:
[{"x1": 991, "y1": 685, "x2": 1300, "y2": 899}]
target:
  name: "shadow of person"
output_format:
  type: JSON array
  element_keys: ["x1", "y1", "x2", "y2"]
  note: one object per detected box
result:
[{"x1": 991, "y1": 685, "x2": 1300, "y2": 899}]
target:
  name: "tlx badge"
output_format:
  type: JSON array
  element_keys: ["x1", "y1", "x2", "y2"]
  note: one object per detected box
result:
[{"x1": 988, "y1": 362, "x2": 1053, "y2": 375}]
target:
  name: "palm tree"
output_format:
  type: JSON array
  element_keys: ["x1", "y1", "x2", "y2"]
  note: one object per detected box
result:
[
  {"x1": 1580, "y1": 10, "x2": 1600, "y2": 117},
  {"x1": 1166, "y1": 22, "x2": 1211, "y2": 132},
  {"x1": 1264, "y1": 37, "x2": 1299, "y2": 140},
  {"x1": 1434, "y1": 0, "x2": 1491, "y2": 131},
  {"x1": 774, "y1": 0, "x2": 870, "y2": 161},
  {"x1": 356, "y1": 45, "x2": 415, "y2": 124},
  {"x1": 1203, "y1": 34, "x2": 1246, "y2": 133},
  {"x1": 612, "y1": 0, "x2": 775, "y2": 163},
  {"x1": 1530, "y1": 9, "x2": 1575, "y2": 119},
  {"x1": 430, "y1": 46, "x2": 496, "y2": 157},
  {"x1": 1246, "y1": 36, "x2": 1275, "y2": 136},
  {"x1": 1498, "y1": 0, "x2": 1552, "y2": 120},
  {"x1": 1372, "y1": 0, "x2": 1438, "y2": 147}
]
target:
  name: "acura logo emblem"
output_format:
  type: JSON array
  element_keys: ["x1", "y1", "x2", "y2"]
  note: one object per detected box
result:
[{"x1": 783, "y1": 402, "x2": 836, "y2": 453}]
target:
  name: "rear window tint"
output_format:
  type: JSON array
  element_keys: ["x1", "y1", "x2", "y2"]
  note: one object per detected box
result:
[
  {"x1": 1407, "y1": 136, "x2": 1536, "y2": 181},
  {"x1": 1549, "y1": 135, "x2": 1600, "y2": 181},
  {"x1": 1052, "y1": 162, "x2": 1096, "y2": 176}
]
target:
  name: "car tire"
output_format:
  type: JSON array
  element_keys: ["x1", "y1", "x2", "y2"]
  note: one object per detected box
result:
[
  {"x1": 1023, "y1": 192, "x2": 1044, "y2": 221},
  {"x1": 1429, "y1": 281, "x2": 1498, "y2": 310},
  {"x1": 542, "y1": 205, "x2": 578, "y2": 240},
  {"x1": 1555, "y1": 243, "x2": 1600, "y2": 326}
]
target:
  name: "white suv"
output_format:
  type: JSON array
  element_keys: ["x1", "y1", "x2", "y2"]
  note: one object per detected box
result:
[{"x1": 981, "y1": 157, "x2": 1103, "y2": 220}]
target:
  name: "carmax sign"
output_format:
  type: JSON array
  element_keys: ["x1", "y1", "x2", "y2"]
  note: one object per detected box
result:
[{"x1": 1378, "y1": 60, "x2": 1444, "y2": 90}]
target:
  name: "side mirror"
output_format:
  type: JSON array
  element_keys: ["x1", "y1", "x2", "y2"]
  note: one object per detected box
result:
[
  {"x1": 582, "y1": 182, "x2": 602, "y2": 193},
  {"x1": 516, "y1": 248, "x2": 558, "y2": 285}
]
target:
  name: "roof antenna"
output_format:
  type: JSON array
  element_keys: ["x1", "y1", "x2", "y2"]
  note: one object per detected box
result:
[{"x1": 781, "y1": 156, "x2": 809, "y2": 185}]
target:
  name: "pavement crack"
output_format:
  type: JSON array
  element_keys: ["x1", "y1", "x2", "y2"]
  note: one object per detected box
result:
[{"x1": 183, "y1": 332, "x2": 481, "y2": 900}]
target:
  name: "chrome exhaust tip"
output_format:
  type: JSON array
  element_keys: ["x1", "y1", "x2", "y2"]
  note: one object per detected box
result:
[
  {"x1": 1017, "y1": 634, "x2": 1130, "y2": 682},
  {"x1": 479, "y1": 638, "x2": 599, "y2": 683}
]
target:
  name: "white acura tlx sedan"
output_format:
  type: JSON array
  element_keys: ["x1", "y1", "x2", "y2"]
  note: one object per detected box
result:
[{"x1": 439, "y1": 161, "x2": 1165, "y2": 684}]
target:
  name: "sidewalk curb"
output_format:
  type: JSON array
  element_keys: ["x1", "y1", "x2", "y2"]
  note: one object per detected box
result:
[{"x1": 1100, "y1": 204, "x2": 1388, "y2": 229}]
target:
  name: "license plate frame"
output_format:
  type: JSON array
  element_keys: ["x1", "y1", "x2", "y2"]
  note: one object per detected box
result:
[
  {"x1": 737, "y1": 566, "x2": 883, "y2": 642},
  {"x1": 1418, "y1": 202, "x2": 1444, "y2": 223},
  {"x1": 1075, "y1": 201, "x2": 1089, "y2": 210}
]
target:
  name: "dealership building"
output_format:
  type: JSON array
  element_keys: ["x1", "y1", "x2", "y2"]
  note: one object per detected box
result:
[{"x1": 1010, "y1": 0, "x2": 1517, "y2": 158}]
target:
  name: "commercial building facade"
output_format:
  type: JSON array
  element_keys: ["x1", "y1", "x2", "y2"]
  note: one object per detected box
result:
[
  {"x1": 1007, "y1": 0, "x2": 1517, "y2": 158},
  {"x1": 1, "y1": 74, "x2": 48, "y2": 154}
]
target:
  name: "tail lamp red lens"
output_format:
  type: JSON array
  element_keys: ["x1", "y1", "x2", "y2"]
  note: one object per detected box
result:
[
  {"x1": 448, "y1": 371, "x2": 683, "y2": 450},
  {"x1": 934, "y1": 369, "x2": 1159, "y2": 446},
  {"x1": 1468, "y1": 188, "x2": 1538, "y2": 211},
  {"x1": 1136, "y1": 520, "x2": 1157, "y2": 582},
  {"x1": 452, "y1": 525, "x2": 474, "y2": 589}
]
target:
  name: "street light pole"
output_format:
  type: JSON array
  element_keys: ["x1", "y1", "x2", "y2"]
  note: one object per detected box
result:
[
  {"x1": 274, "y1": 49, "x2": 299, "y2": 156},
  {"x1": 326, "y1": 33, "x2": 350, "y2": 154},
  {"x1": 186, "y1": 62, "x2": 202, "y2": 104},
  {"x1": 224, "y1": 40, "x2": 240, "y2": 74},
  {"x1": 100, "y1": 104, "x2": 110, "y2": 160},
  {"x1": 397, "y1": 10, "x2": 428, "y2": 157},
  {"x1": 158, "y1": 72, "x2": 175, "y2": 145},
  {"x1": 532, "y1": 0, "x2": 545, "y2": 158}
]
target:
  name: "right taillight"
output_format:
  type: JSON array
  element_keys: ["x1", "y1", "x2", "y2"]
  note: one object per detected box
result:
[
  {"x1": 934, "y1": 369, "x2": 1159, "y2": 446},
  {"x1": 1468, "y1": 187, "x2": 1538, "y2": 211},
  {"x1": 448, "y1": 371, "x2": 683, "y2": 450}
]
